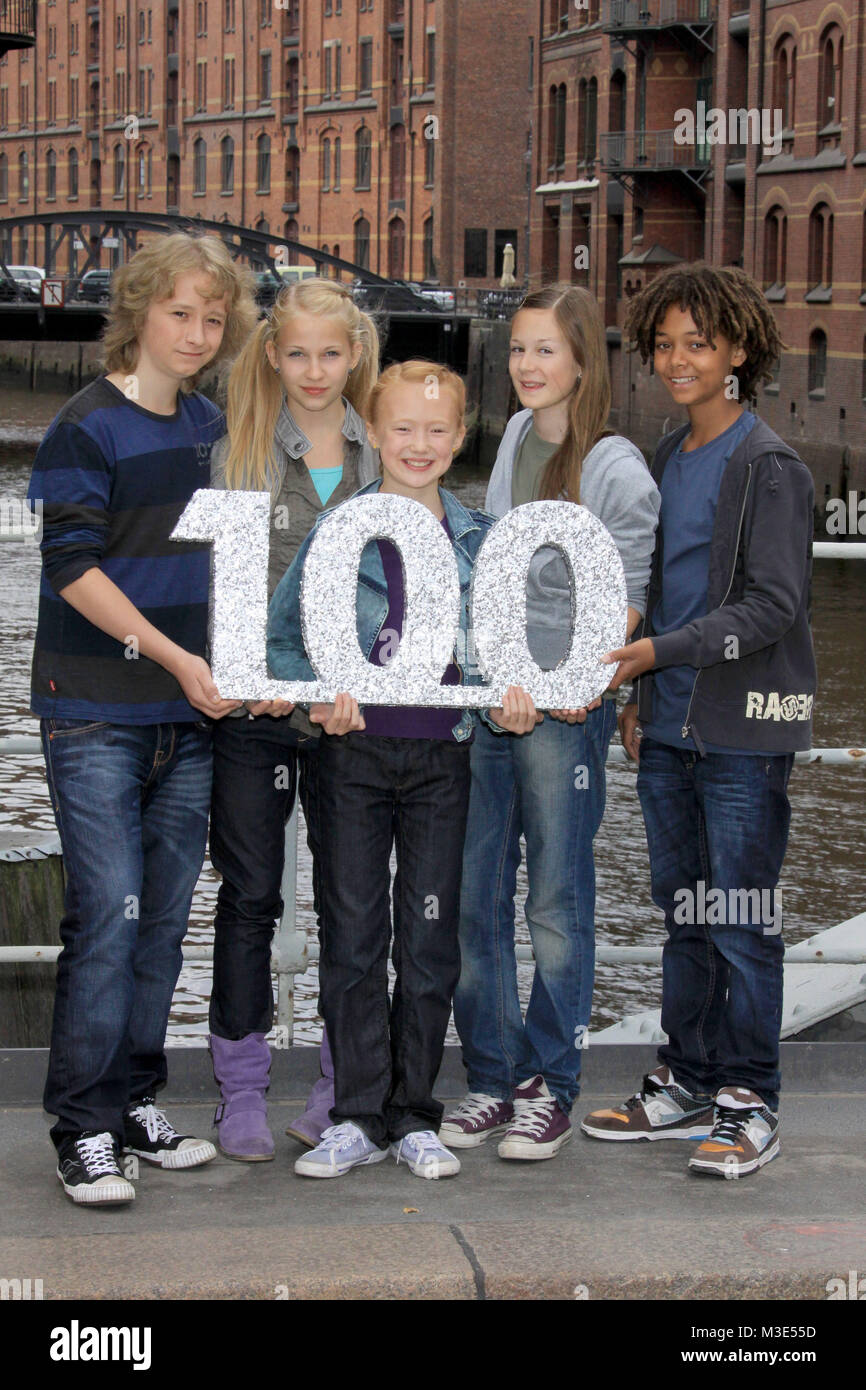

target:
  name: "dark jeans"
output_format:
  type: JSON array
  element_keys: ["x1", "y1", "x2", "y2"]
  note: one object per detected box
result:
[
  {"x1": 208, "y1": 714, "x2": 321, "y2": 1039},
  {"x1": 637, "y1": 737, "x2": 794, "y2": 1111},
  {"x1": 317, "y1": 732, "x2": 472, "y2": 1148},
  {"x1": 41, "y1": 718, "x2": 212, "y2": 1148}
]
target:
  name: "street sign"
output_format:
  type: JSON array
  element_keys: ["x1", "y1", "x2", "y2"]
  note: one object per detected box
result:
[{"x1": 41, "y1": 279, "x2": 65, "y2": 308}]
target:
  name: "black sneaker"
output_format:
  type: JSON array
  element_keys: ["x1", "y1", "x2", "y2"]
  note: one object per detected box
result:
[
  {"x1": 56, "y1": 1130, "x2": 136, "y2": 1205},
  {"x1": 123, "y1": 1097, "x2": 216, "y2": 1170}
]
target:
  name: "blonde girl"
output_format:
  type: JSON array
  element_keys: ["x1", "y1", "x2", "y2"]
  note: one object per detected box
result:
[
  {"x1": 208, "y1": 278, "x2": 379, "y2": 1161},
  {"x1": 266, "y1": 361, "x2": 535, "y2": 1179},
  {"x1": 439, "y1": 284, "x2": 661, "y2": 1160}
]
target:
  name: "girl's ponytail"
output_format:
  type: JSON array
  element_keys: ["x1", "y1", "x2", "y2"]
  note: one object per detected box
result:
[
  {"x1": 342, "y1": 304, "x2": 379, "y2": 419},
  {"x1": 223, "y1": 316, "x2": 284, "y2": 491}
]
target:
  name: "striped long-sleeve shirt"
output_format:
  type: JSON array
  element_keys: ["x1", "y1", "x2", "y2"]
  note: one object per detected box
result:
[{"x1": 27, "y1": 375, "x2": 224, "y2": 723}]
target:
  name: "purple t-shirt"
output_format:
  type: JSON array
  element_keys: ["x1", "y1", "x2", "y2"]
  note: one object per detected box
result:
[{"x1": 360, "y1": 515, "x2": 464, "y2": 741}]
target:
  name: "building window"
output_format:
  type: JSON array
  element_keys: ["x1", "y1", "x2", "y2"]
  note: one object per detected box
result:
[
  {"x1": 285, "y1": 145, "x2": 299, "y2": 204},
  {"x1": 221, "y1": 135, "x2": 234, "y2": 192},
  {"x1": 424, "y1": 130, "x2": 435, "y2": 186},
  {"x1": 808, "y1": 203, "x2": 833, "y2": 290},
  {"x1": 423, "y1": 215, "x2": 434, "y2": 279},
  {"x1": 817, "y1": 26, "x2": 842, "y2": 134},
  {"x1": 390, "y1": 123, "x2": 405, "y2": 200},
  {"x1": 113, "y1": 143, "x2": 125, "y2": 196},
  {"x1": 322, "y1": 137, "x2": 331, "y2": 191},
  {"x1": 167, "y1": 153, "x2": 179, "y2": 209},
  {"x1": 355, "y1": 126, "x2": 371, "y2": 189},
  {"x1": 196, "y1": 59, "x2": 207, "y2": 112},
  {"x1": 359, "y1": 37, "x2": 373, "y2": 95},
  {"x1": 260, "y1": 52, "x2": 272, "y2": 105},
  {"x1": 388, "y1": 218, "x2": 405, "y2": 278},
  {"x1": 47, "y1": 78, "x2": 57, "y2": 126},
  {"x1": 578, "y1": 78, "x2": 597, "y2": 163},
  {"x1": 0, "y1": 153, "x2": 7, "y2": 202},
  {"x1": 334, "y1": 137, "x2": 341, "y2": 190},
  {"x1": 324, "y1": 46, "x2": 332, "y2": 98},
  {"x1": 390, "y1": 36, "x2": 404, "y2": 104},
  {"x1": 68, "y1": 148, "x2": 78, "y2": 198},
  {"x1": 287, "y1": 56, "x2": 299, "y2": 114},
  {"x1": 224, "y1": 0, "x2": 235, "y2": 32},
  {"x1": 194, "y1": 137, "x2": 207, "y2": 193},
  {"x1": 257, "y1": 133, "x2": 271, "y2": 193},
  {"x1": 224, "y1": 57, "x2": 235, "y2": 110},
  {"x1": 464, "y1": 227, "x2": 487, "y2": 279},
  {"x1": 69, "y1": 76, "x2": 79, "y2": 123},
  {"x1": 46, "y1": 148, "x2": 57, "y2": 199},
  {"x1": 808, "y1": 329, "x2": 827, "y2": 394},
  {"x1": 284, "y1": 218, "x2": 299, "y2": 262},
  {"x1": 425, "y1": 31, "x2": 435, "y2": 89},
  {"x1": 549, "y1": 83, "x2": 566, "y2": 172},
  {"x1": 195, "y1": 1, "x2": 207, "y2": 37},
  {"x1": 763, "y1": 205, "x2": 787, "y2": 288},
  {"x1": 773, "y1": 36, "x2": 796, "y2": 134},
  {"x1": 334, "y1": 42, "x2": 342, "y2": 96},
  {"x1": 354, "y1": 216, "x2": 370, "y2": 270},
  {"x1": 260, "y1": 0, "x2": 272, "y2": 24}
]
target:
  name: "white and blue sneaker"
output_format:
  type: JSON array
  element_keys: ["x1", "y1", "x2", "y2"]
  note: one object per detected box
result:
[
  {"x1": 688, "y1": 1087, "x2": 780, "y2": 1178},
  {"x1": 391, "y1": 1129, "x2": 461, "y2": 1179},
  {"x1": 293, "y1": 1122, "x2": 388, "y2": 1178}
]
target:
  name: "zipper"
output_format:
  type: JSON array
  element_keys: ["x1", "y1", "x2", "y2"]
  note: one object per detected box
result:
[{"x1": 681, "y1": 460, "x2": 752, "y2": 747}]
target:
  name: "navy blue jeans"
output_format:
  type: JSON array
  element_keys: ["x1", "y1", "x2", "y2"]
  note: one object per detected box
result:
[
  {"x1": 316, "y1": 732, "x2": 472, "y2": 1148},
  {"x1": 636, "y1": 737, "x2": 794, "y2": 1111},
  {"x1": 454, "y1": 703, "x2": 617, "y2": 1113},
  {"x1": 41, "y1": 718, "x2": 212, "y2": 1147},
  {"x1": 208, "y1": 714, "x2": 321, "y2": 1040}
]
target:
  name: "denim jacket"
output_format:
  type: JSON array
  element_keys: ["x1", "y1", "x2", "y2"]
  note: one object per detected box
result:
[{"x1": 267, "y1": 479, "x2": 496, "y2": 743}]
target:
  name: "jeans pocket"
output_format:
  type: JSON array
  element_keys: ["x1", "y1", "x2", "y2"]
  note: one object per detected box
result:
[{"x1": 47, "y1": 719, "x2": 110, "y2": 739}]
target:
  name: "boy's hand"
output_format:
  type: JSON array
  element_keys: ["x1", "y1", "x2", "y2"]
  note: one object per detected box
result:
[
  {"x1": 310, "y1": 693, "x2": 366, "y2": 735},
  {"x1": 245, "y1": 699, "x2": 296, "y2": 717},
  {"x1": 548, "y1": 698, "x2": 602, "y2": 724},
  {"x1": 489, "y1": 685, "x2": 543, "y2": 735},
  {"x1": 601, "y1": 638, "x2": 656, "y2": 691},
  {"x1": 619, "y1": 702, "x2": 642, "y2": 761},
  {"x1": 174, "y1": 654, "x2": 244, "y2": 719}
]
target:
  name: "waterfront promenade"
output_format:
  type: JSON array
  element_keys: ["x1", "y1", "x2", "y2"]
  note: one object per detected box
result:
[{"x1": 2, "y1": 1043, "x2": 864, "y2": 1302}]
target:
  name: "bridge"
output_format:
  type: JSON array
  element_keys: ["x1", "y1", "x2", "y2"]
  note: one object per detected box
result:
[{"x1": 0, "y1": 210, "x2": 490, "y2": 366}]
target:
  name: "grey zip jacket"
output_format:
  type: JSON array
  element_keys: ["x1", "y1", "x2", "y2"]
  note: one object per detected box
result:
[
  {"x1": 633, "y1": 416, "x2": 817, "y2": 754},
  {"x1": 486, "y1": 408, "x2": 661, "y2": 670}
]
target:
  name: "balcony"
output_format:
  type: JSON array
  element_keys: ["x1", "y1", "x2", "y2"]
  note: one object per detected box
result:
[
  {"x1": 603, "y1": 0, "x2": 716, "y2": 53},
  {"x1": 601, "y1": 129, "x2": 711, "y2": 192},
  {"x1": 0, "y1": 0, "x2": 35, "y2": 55}
]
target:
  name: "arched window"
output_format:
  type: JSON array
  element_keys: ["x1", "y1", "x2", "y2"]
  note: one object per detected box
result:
[
  {"x1": 772, "y1": 36, "x2": 796, "y2": 133},
  {"x1": 194, "y1": 137, "x2": 207, "y2": 194},
  {"x1": 818, "y1": 26, "x2": 843, "y2": 132},
  {"x1": 808, "y1": 329, "x2": 827, "y2": 393},
  {"x1": 354, "y1": 216, "x2": 370, "y2": 270},
  {"x1": 167, "y1": 154, "x2": 180, "y2": 209},
  {"x1": 286, "y1": 56, "x2": 299, "y2": 114},
  {"x1": 580, "y1": 77, "x2": 597, "y2": 163},
  {"x1": 355, "y1": 126, "x2": 371, "y2": 190},
  {"x1": 322, "y1": 136, "x2": 331, "y2": 191},
  {"x1": 285, "y1": 146, "x2": 299, "y2": 205},
  {"x1": 763, "y1": 205, "x2": 787, "y2": 287},
  {"x1": 221, "y1": 136, "x2": 235, "y2": 193},
  {"x1": 257, "y1": 134, "x2": 270, "y2": 194},
  {"x1": 388, "y1": 217, "x2": 405, "y2": 278},
  {"x1": 549, "y1": 83, "x2": 566, "y2": 170},
  {"x1": 113, "y1": 142, "x2": 125, "y2": 196},
  {"x1": 284, "y1": 218, "x2": 299, "y2": 265},
  {"x1": 46, "y1": 148, "x2": 57, "y2": 199},
  {"x1": 808, "y1": 203, "x2": 833, "y2": 290},
  {"x1": 423, "y1": 214, "x2": 434, "y2": 280},
  {"x1": 609, "y1": 70, "x2": 625, "y2": 133},
  {"x1": 390, "y1": 124, "x2": 405, "y2": 200},
  {"x1": 68, "y1": 149, "x2": 78, "y2": 199}
]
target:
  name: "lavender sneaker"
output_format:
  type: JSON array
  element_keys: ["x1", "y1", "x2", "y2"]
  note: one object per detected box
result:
[
  {"x1": 391, "y1": 1130, "x2": 461, "y2": 1179},
  {"x1": 497, "y1": 1075, "x2": 572, "y2": 1161},
  {"x1": 439, "y1": 1093, "x2": 514, "y2": 1148}
]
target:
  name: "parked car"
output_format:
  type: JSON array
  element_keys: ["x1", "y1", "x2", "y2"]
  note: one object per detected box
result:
[
  {"x1": 350, "y1": 278, "x2": 436, "y2": 314},
  {"x1": 75, "y1": 269, "x2": 112, "y2": 304},
  {"x1": 406, "y1": 282, "x2": 455, "y2": 311},
  {"x1": 275, "y1": 265, "x2": 319, "y2": 286},
  {"x1": 3, "y1": 265, "x2": 44, "y2": 301}
]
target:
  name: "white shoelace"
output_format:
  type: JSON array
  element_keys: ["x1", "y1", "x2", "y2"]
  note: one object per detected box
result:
[
  {"x1": 318, "y1": 1123, "x2": 365, "y2": 1152},
  {"x1": 128, "y1": 1102, "x2": 176, "y2": 1145},
  {"x1": 75, "y1": 1132, "x2": 120, "y2": 1177},
  {"x1": 508, "y1": 1097, "x2": 556, "y2": 1138},
  {"x1": 397, "y1": 1130, "x2": 446, "y2": 1163},
  {"x1": 450, "y1": 1094, "x2": 506, "y2": 1123}
]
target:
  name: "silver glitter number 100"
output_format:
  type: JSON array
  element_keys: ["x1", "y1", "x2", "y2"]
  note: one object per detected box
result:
[{"x1": 172, "y1": 490, "x2": 626, "y2": 708}]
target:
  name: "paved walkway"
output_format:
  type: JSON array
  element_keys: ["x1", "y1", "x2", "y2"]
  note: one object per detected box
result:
[{"x1": 2, "y1": 1044, "x2": 864, "y2": 1301}]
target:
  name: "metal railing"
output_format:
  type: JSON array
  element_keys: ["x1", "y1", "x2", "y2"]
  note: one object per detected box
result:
[{"x1": 601, "y1": 129, "x2": 713, "y2": 170}]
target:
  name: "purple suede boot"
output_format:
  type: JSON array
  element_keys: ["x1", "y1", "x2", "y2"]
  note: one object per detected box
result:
[
  {"x1": 284, "y1": 1027, "x2": 335, "y2": 1149},
  {"x1": 210, "y1": 1033, "x2": 275, "y2": 1162}
]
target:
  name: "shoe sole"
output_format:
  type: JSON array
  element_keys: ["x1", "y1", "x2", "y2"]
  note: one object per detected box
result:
[
  {"x1": 580, "y1": 1120, "x2": 713, "y2": 1142},
  {"x1": 438, "y1": 1123, "x2": 511, "y2": 1149},
  {"x1": 498, "y1": 1128, "x2": 573, "y2": 1161},
  {"x1": 689, "y1": 1137, "x2": 780, "y2": 1179},
  {"x1": 124, "y1": 1141, "x2": 217, "y2": 1170},
  {"x1": 284, "y1": 1124, "x2": 320, "y2": 1149},
  {"x1": 56, "y1": 1171, "x2": 135, "y2": 1205},
  {"x1": 217, "y1": 1142, "x2": 275, "y2": 1163},
  {"x1": 294, "y1": 1147, "x2": 389, "y2": 1178}
]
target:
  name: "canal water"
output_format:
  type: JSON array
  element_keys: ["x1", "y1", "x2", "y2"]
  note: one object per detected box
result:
[{"x1": 1, "y1": 382, "x2": 864, "y2": 1045}]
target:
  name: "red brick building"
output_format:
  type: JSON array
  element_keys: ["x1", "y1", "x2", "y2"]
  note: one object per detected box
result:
[
  {"x1": 0, "y1": 0, "x2": 528, "y2": 291},
  {"x1": 530, "y1": 0, "x2": 866, "y2": 494}
]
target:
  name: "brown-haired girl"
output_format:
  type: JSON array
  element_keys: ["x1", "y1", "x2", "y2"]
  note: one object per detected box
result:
[
  {"x1": 207, "y1": 278, "x2": 380, "y2": 1161},
  {"x1": 267, "y1": 360, "x2": 536, "y2": 1179},
  {"x1": 440, "y1": 284, "x2": 661, "y2": 1161}
]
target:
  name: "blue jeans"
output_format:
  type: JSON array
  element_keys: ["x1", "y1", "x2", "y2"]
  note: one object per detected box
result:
[
  {"x1": 636, "y1": 737, "x2": 794, "y2": 1111},
  {"x1": 41, "y1": 718, "x2": 212, "y2": 1147},
  {"x1": 454, "y1": 702, "x2": 617, "y2": 1113}
]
